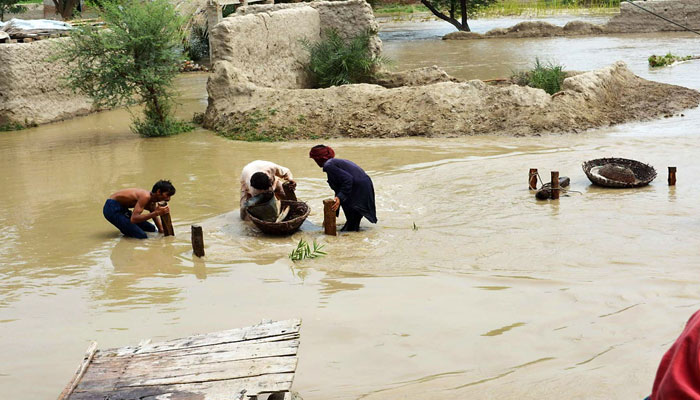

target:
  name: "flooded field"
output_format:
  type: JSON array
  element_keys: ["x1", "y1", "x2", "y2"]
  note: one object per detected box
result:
[{"x1": 2, "y1": 18, "x2": 700, "y2": 400}]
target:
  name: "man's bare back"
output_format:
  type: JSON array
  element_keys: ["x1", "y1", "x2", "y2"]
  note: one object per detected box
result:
[{"x1": 109, "y1": 188, "x2": 153, "y2": 209}]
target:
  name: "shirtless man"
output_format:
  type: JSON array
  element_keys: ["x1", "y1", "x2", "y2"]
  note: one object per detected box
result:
[{"x1": 103, "y1": 180, "x2": 175, "y2": 239}]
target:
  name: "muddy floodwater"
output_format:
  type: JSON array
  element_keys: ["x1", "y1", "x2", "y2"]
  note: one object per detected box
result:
[{"x1": 3, "y1": 18, "x2": 700, "y2": 400}]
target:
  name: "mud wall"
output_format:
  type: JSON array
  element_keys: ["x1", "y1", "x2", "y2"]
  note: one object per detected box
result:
[
  {"x1": 204, "y1": 62, "x2": 700, "y2": 138},
  {"x1": 0, "y1": 39, "x2": 94, "y2": 127},
  {"x1": 210, "y1": 7, "x2": 320, "y2": 89},
  {"x1": 606, "y1": 0, "x2": 700, "y2": 33},
  {"x1": 236, "y1": 0, "x2": 381, "y2": 58}
]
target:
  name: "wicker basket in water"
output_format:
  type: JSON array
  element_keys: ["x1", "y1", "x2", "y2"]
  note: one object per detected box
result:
[
  {"x1": 248, "y1": 200, "x2": 310, "y2": 235},
  {"x1": 582, "y1": 157, "x2": 657, "y2": 188}
]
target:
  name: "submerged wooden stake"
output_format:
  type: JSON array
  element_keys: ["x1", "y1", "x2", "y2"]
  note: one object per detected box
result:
[
  {"x1": 529, "y1": 168, "x2": 538, "y2": 190},
  {"x1": 158, "y1": 201, "x2": 174, "y2": 236},
  {"x1": 668, "y1": 167, "x2": 677, "y2": 186},
  {"x1": 551, "y1": 171, "x2": 560, "y2": 200},
  {"x1": 283, "y1": 181, "x2": 297, "y2": 201},
  {"x1": 323, "y1": 199, "x2": 337, "y2": 236},
  {"x1": 191, "y1": 225, "x2": 205, "y2": 257}
]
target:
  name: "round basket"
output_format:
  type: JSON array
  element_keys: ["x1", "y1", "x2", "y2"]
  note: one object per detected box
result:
[
  {"x1": 582, "y1": 157, "x2": 657, "y2": 188},
  {"x1": 248, "y1": 200, "x2": 310, "y2": 235}
]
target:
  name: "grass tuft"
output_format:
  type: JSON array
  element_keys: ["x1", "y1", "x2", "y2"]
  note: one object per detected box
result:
[{"x1": 512, "y1": 58, "x2": 566, "y2": 95}]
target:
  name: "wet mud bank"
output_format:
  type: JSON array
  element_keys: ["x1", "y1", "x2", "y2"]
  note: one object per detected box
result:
[
  {"x1": 444, "y1": 0, "x2": 700, "y2": 40},
  {"x1": 204, "y1": 61, "x2": 700, "y2": 138}
]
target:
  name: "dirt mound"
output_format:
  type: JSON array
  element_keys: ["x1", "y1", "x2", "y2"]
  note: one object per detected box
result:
[
  {"x1": 444, "y1": 20, "x2": 608, "y2": 40},
  {"x1": 203, "y1": 61, "x2": 700, "y2": 139},
  {"x1": 370, "y1": 66, "x2": 460, "y2": 88}
]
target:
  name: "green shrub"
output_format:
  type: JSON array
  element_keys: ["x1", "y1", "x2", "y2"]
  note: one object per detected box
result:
[
  {"x1": 302, "y1": 29, "x2": 389, "y2": 88},
  {"x1": 53, "y1": 0, "x2": 190, "y2": 137},
  {"x1": 0, "y1": 122, "x2": 25, "y2": 132},
  {"x1": 512, "y1": 58, "x2": 566, "y2": 95}
]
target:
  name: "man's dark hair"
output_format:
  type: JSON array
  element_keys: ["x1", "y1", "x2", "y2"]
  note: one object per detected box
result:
[
  {"x1": 250, "y1": 172, "x2": 272, "y2": 190},
  {"x1": 152, "y1": 179, "x2": 176, "y2": 195}
]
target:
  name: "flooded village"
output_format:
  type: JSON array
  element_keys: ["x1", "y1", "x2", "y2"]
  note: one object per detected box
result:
[{"x1": 2, "y1": 0, "x2": 700, "y2": 398}]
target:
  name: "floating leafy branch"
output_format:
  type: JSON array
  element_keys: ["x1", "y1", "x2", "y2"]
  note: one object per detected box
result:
[
  {"x1": 289, "y1": 239, "x2": 327, "y2": 261},
  {"x1": 648, "y1": 53, "x2": 696, "y2": 68}
]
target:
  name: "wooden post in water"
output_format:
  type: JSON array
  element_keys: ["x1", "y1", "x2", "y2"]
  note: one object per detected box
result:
[
  {"x1": 323, "y1": 199, "x2": 337, "y2": 236},
  {"x1": 283, "y1": 182, "x2": 297, "y2": 201},
  {"x1": 191, "y1": 225, "x2": 205, "y2": 257},
  {"x1": 529, "y1": 168, "x2": 538, "y2": 190},
  {"x1": 668, "y1": 167, "x2": 677, "y2": 186},
  {"x1": 551, "y1": 171, "x2": 560, "y2": 200},
  {"x1": 159, "y1": 201, "x2": 174, "y2": 236}
]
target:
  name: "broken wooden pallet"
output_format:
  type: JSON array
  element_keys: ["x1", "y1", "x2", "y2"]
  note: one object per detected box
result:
[{"x1": 58, "y1": 319, "x2": 302, "y2": 400}]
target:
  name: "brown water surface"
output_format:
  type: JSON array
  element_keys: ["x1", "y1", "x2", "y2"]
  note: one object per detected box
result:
[{"x1": 2, "y1": 25, "x2": 700, "y2": 400}]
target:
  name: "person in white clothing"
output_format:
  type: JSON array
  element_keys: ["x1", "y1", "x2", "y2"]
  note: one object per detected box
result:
[{"x1": 240, "y1": 160, "x2": 296, "y2": 219}]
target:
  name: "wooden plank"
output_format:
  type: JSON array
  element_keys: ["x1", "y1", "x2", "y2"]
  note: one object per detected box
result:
[
  {"x1": 70, "y1": 373, "x2": 294, "y2": 400},
  {"x1": 78, "y1": 356, "x2": 297, "y2": 388},
  {"x1": 81, "y1": 343, "x2": 299, "y2": 388},
  {"x1": 108, "y1": 320, "x2": 300, "y2": 356},
  {"x1": 65, "y1": 320, "x2": 300, "y2": 400},
  {"x1": 95, "y1": 334, "x2": 300, "y2": 364},
  {"x1": 57, "y1": 341, "x2": 97, "y2": 400},
  {"x1": 91, "y1": 340, "x2": 300, "y2": 371}
]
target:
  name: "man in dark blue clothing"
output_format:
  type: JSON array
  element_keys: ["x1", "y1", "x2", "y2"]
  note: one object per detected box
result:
[{"x1": 309, "y1": 145, "x2": 377, "y2": 232}]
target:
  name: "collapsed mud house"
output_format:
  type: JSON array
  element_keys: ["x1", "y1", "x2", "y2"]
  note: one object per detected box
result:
[
  {"x1": 1, "y1": 0, "x2": 698, "y2": 133},
  {"x1": 203, "y1": 0, "x2": 700, "y2": 138}
]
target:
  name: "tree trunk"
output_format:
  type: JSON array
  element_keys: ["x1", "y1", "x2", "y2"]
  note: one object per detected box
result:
[
  {"x1": 421, "y1": 0, "x2": 466, "y2": 31},
  {"x1": 459, "y1": 0, "x2": 470, "y2": 32}
]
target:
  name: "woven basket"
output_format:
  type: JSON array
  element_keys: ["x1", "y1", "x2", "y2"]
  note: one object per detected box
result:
[
  {"x1": 582, "y1": 157, "x2": 657, "y2": 188},
  {"x1": 248, "y1": 200, "x2": 310, "y2": 235}
]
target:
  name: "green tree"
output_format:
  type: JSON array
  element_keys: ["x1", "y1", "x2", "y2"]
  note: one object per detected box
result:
[
  {"x1": 54, "y1": 0, "x2": 192, "y2": 137},
  {"x1": 420, "y1": 0, "x2": 497, "y2": 31},
  {"x1": 0, "y1": 0, "x2": 27, "y2": 21}
]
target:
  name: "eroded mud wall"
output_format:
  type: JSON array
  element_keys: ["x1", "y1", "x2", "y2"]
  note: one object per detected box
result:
[
  {"x1": 0, "y1": 39, "x2": 94, "y2": 127},
  {"x1": 210, "y1": 7, "x2": 320, "y2": 89},
  {"x1": 204, "y1": 62, "x2": 700, "y2": 137},
  {"x1": 607, "y1": 0, "x2": 700, "y2": 33}
]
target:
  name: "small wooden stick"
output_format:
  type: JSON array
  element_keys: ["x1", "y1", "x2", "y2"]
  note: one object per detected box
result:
[
  {"x1": 323, "y1": 199, "x2": 336, "y2": 236},
  {"x1": 158, "y1": 201, "x2": 174, "y2": 236},
  {"x1": 668, "y1": 167, "x2": 677, "y2": 186},
  {"x1": 191, "y1": 225, "x2": 205, "y2": 257},
  {"x1": 282, "y1": 181, "x2": 297, "y2": 201},
  {"x1": 529, "y1": 168, "x2": 538, "y2": 190},
  {"x1": 551, "y1": 171, "x2": 560, "y2": 200},
  {"x1": 57, "y1": 341, "x2": 98, "y2": 400}
]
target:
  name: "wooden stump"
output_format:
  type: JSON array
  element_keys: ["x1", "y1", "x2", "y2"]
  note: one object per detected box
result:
[
  {"x1": 191, "y1": 225, "x2": 205, "y2": 257},
  {"x1": 551, "y1": 171, "x2": 560, "y2": 200},
  {"x1": 283, "y1": 182, "x2": 297, "y2": 201},
  {"x1": 158, "y1": 201, "x2": 174, "y2": 236},
  {"x1": 323, "y1": 199, "x2": 336, "y2": 236},
  {"x1": 529, "y1": 168, "x2": 538, "y2": 190},
  {"x1": 536, "y1": 177, "x2": 570, "y2": 200},
  {"x1": 668, "y1": 167, "x2": 677, "y2": 186}
]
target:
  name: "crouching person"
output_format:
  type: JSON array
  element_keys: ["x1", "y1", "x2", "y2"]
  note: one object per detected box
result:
[
  {"x1": 240, "y1": 160, "x2": 295, "y2": 220},
  {"x1": 103, "y1": 180, "x2": 175, "y2": 239}
]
